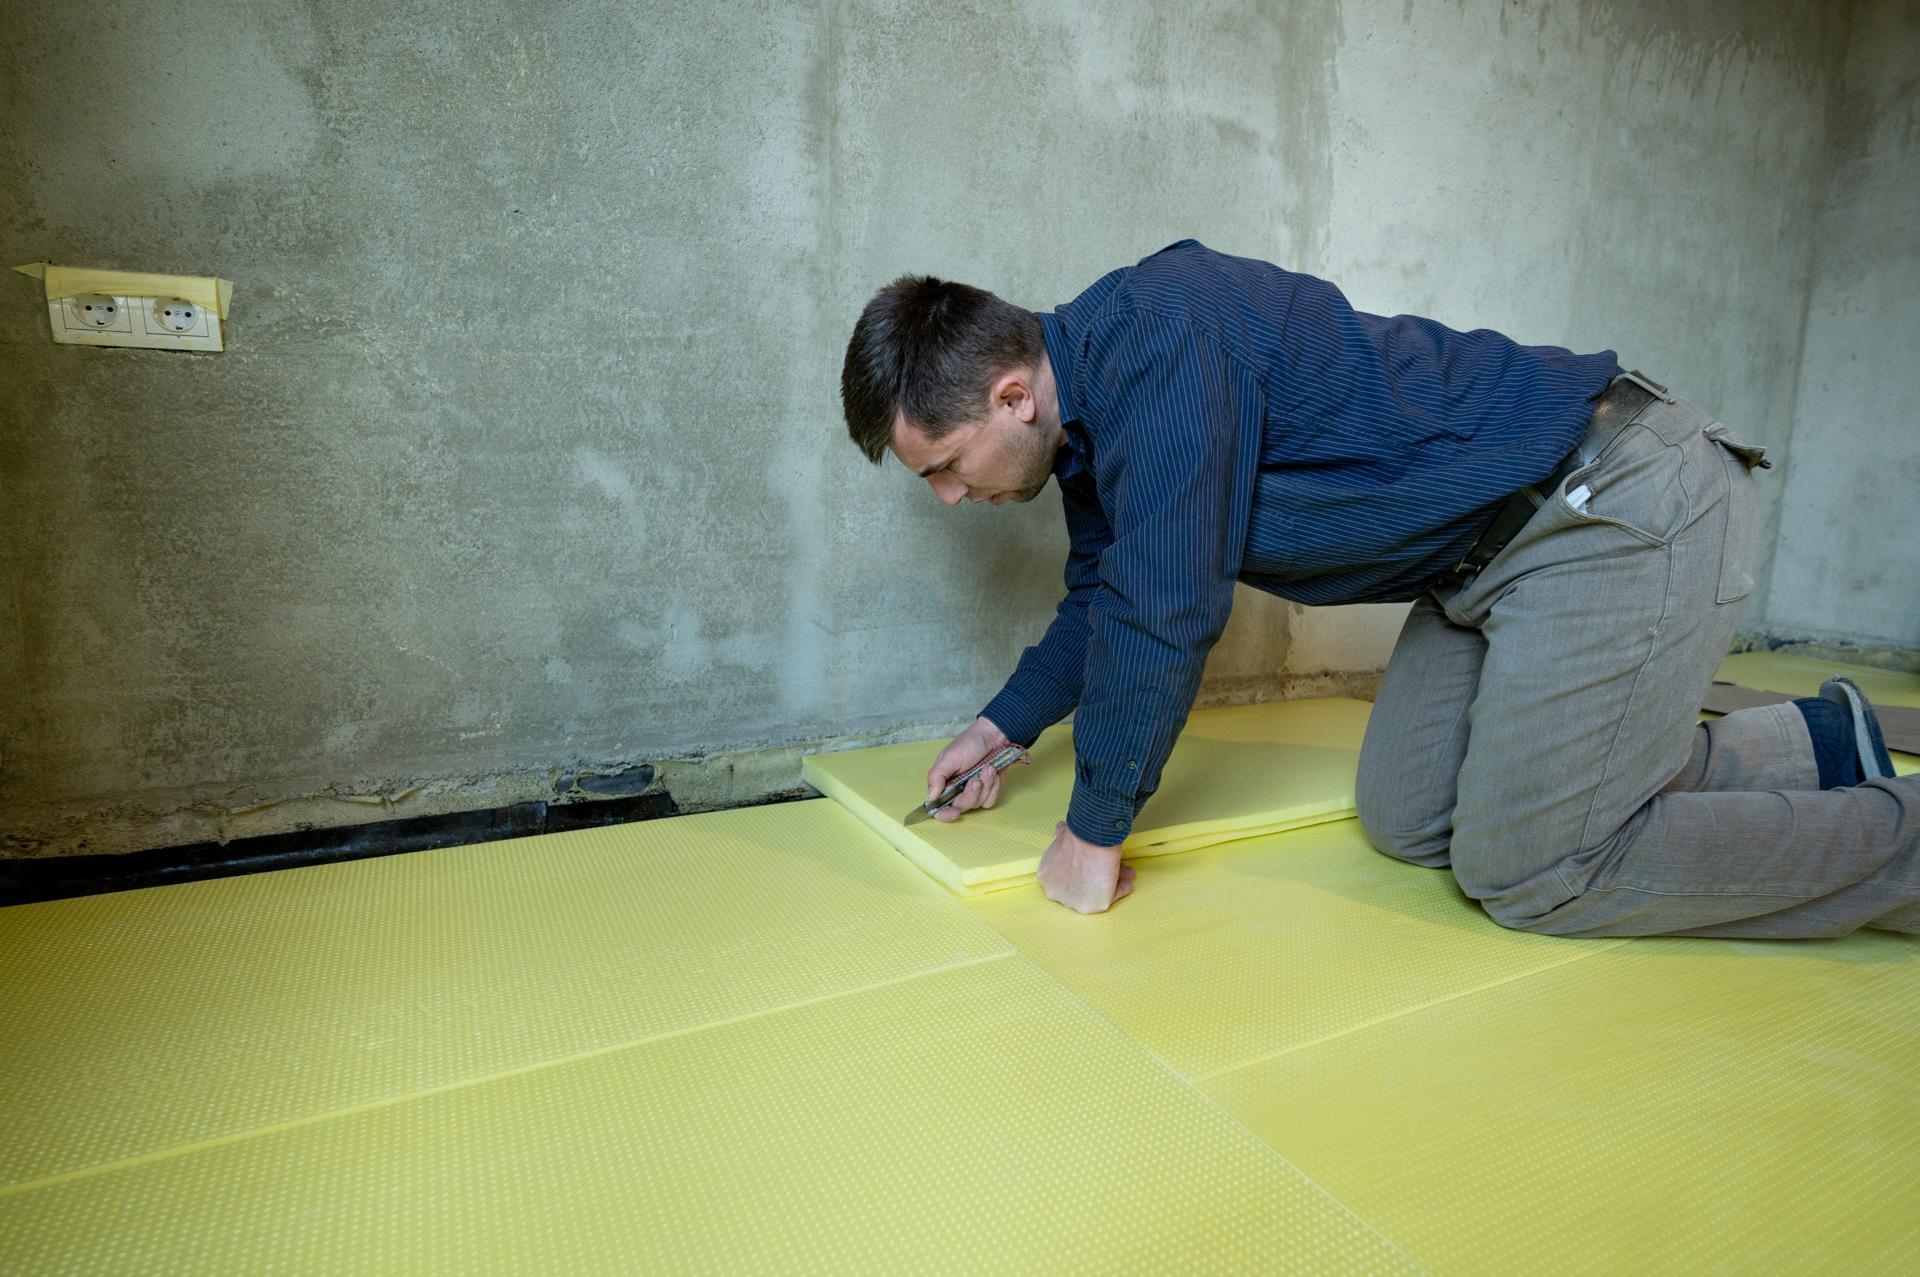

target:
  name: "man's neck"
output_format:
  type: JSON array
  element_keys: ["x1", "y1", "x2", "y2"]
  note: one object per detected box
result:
[{"x1": 1033, "y1": 348, "x2": 1066, "y2": 452}]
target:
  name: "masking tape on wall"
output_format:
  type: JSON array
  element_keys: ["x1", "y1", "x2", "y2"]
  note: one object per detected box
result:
[{"x1": 13, "y1": 261, "x2": 233, "y2": 319}]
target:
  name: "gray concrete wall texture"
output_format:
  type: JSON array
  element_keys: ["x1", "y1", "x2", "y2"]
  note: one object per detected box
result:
[
  {"x1": 0, "y1": 1, "x2": 1894, "y2": 857},
  {"x1": 1763, "y1": 0, "x2": 1920, "y2": 654}
]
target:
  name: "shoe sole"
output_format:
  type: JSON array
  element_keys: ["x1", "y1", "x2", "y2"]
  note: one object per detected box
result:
[{"x1": 1820, "y1": 677, "x2": 1896, "y2": 782}]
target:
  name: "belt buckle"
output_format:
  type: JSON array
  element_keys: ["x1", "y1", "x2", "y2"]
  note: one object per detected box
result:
[{"x1": 1438, "y1": 559, "x2": 1479, "y2": 591}]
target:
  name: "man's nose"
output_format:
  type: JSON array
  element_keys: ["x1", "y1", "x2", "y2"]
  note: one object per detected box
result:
[{"x1": 929, "y1": 474, "x2": 965, "y2": 506}]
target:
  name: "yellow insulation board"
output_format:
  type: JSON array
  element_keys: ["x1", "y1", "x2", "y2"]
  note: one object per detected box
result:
[
  {"x1": 1716, "y1": 650, "x2": 1920, "y2": 711},
  {"x1": 0, "y1": 809, "x2": 1415, "y2": 1274},
  {"x1": 966, "y1": 805, "x2": 1920, "y2": 1270},
  {"x1": 803, "y1": 697, "x2": 1370, "y2": 895},
  {"x1": 5, "y1": 655, "x2": 1916, "y2": 1270},
  {"x1": 0, "y1": 801, "x2": 1012, "y2": 1186},
  {"x1": 1201, "y1": 932, "x2": 1920, "y2": 1273},
  {"x1": 968, "y1": 817, "x2": 1626, "y2": 1081}
]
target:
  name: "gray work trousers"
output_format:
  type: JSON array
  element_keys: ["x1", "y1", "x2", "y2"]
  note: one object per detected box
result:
[{"x1": 1355, "y1": 381, "x2": 1920, "y2": 938}]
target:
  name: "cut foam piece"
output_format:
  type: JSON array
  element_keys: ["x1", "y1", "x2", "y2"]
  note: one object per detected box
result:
[
  {"x1": 1202, "y1": 930, "x2": 1920, "y2": 1272},
  {"x1": 0, "y1": 800, "x2": 1011, "y2": 1186},
  {"x1": 0, "y1": 957, "x2": 1419, "y2": 1274},
  {"x1": 803, "y1": 697, "x2": 1372, "y2": 895},
  {"x1": 968, "y1": 817, "x2": 1625, "y2": 1081}
]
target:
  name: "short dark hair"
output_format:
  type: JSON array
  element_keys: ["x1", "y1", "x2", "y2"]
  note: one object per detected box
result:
[{"x1": 840, "y1": 275, "x2": 1044, "y2": 464}]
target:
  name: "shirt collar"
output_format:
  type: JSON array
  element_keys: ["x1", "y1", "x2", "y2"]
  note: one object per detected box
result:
[
  {"x1": 1039, "y1": 310, "x2": 1089, "y2": 480},
  {"x1": 1039, "y1": 311, "x2": 1082, "y2": 426}
]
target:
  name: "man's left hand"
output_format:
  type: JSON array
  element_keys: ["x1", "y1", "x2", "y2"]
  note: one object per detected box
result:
[{"x1": 1036, "y1": 822, "x2": 1134, "y2": 913}]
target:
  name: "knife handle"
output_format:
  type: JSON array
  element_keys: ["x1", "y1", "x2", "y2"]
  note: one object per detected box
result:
[{"x1": 930, "y1": 743, "x2": 1028, "y2": 812}]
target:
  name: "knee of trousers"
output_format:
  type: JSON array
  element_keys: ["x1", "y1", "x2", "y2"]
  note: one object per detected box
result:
[
  {"x1": 1474, "y1": 889, "x2": 1557, "y2": 934},
  {"x1": 1445, "y1": 834, "x2": 1584, "y2": 931},
  {"x1": 1354, "y1": 736, "x2": 1459, "y2": 868},
  {"x1": 1355, "y1": 796, "x2": 1454, "y2": 869}
]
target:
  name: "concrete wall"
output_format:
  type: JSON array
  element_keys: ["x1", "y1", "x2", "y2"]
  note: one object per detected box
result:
[
  {"x1": 1762, "y1": 0, "x2": 1920, "y2": 656},
  {"x1": 0, "y1": 1, "x2": 1859, "y2": 855}
]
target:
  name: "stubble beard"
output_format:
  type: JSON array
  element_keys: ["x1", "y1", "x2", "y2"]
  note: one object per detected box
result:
[{"x1": 1006, "y1": 431, "x2": 1055, "y2": 503}]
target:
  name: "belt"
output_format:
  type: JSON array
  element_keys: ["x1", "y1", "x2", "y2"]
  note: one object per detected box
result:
[{"x1": 1440, "y1": 369, "x2": 1670, "y2": 586}]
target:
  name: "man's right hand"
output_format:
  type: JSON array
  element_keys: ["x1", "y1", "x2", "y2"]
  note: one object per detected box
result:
[{"x1": 926, "y1": 716, "x2": 1017, "y2": 822}]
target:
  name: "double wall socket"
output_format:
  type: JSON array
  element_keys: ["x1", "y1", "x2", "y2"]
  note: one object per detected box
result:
[{"x1": 48, "y1": 291, "x2": 224, "y2": 352}]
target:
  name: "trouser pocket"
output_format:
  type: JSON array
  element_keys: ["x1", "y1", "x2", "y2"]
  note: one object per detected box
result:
[{"x1": 1704, "y1": 422, "x2": 1769, "y2": 603}]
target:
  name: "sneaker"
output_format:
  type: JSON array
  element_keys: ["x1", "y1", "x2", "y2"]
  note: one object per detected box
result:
[{"x1": 1819, "y1": 677, "x2": 1897, "y2": 782}]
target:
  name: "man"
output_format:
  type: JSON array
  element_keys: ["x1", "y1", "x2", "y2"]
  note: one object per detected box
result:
[{"x1": 838, "y1": 238, "x2": 1917, "y2": 938}]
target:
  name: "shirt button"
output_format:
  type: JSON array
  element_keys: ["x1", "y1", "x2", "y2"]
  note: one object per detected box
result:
[
  {"x1": 1126, "y1": 760, "x2": 1137, "y2": 770},
  {"x1": 1114, "y1": 820, "x2": 1125, "y2": 830}
]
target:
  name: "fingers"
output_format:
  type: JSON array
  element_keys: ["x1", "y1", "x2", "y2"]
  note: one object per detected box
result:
[
  {"x1": 1075, "y1": 861, "x2": 1132, "y2": 913},
  {"x1": 929, "y1": 749, "x2": 1012, "y2": 823},
  {"x1": 942, "y1": 780, "x2": 986, "y2": 819},
  {"x1": 1035, "y1": 826, "x2": 1135, "y2": 914},
  {"x1": 925, "y1": 753, "x2": 961, "y2": 803},
  {"x1": 926, "y1": 723, "x2": 1000, "y2": 803},
  {"x1": 933, "y1": 768, "x2": 990, "y2": 822}
]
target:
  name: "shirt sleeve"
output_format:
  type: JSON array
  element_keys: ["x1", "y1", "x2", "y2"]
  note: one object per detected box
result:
[
  {"x1": 1065, "y1": 310, "x2": 1264, "y2": 846},
  {"x1": 978, "y1": 469, "x2": 1113, "y2": 746}
]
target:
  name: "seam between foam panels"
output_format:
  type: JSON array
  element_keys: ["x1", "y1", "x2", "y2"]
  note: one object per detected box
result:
[
  {"x1": 989, "y1": 950, "x2": 1435, "y2": 1274},
  {"x1": 0, "y1": 949, "x2": 1018, "y2": 1200},
  {"x1": 1191, "y1": 937, "x2": 1633, "y2": 1086}
]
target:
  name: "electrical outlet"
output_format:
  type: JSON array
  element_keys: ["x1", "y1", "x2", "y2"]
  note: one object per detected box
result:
[
  {"x1": 48, "y1": 291, "x2": 224, "y2": 352},
  {"x1": 150, "y1": 297, "x2": 204, "y2": 333},
  {"x1": 65, "y1": 292, "x2": 131, "y2": 332}
]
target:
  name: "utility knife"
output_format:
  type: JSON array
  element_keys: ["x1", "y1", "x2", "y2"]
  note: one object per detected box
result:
[{"x1": 903, "y1": 744, "x2": 1029, "y2": 825}]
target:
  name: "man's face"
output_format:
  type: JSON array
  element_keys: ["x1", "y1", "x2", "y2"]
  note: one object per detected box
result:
[{"x1": 889, "y1": 376, "x2": 1057, "y2": 507}]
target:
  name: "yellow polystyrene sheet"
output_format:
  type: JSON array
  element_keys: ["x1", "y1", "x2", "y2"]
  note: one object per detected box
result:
[
  {"x1": 1201, "y1": 931, "x2": 1920, "y2": 1273},
  {"x1": 1714, "y1": 651, "x2": 1920, "y2": 773},
  {"x1": 0, "y1": 954, "x2": 1419, "y2": 1274},
  {"x1": 969, "y1": 817, "x2": 1624, "y2": 1081},
  {"x1": 0, "y1": 801, "x2": 1012, "y2": 1186},
  {"x1": 803, "y1": 698, "x2": 1372, "y2": 895},
  {"x1": 1716, "y1": 650, "x2": 1920, "y2": 708},
  {"x1": 13, "y1": 260, "x2": 234, "y2": 317}
]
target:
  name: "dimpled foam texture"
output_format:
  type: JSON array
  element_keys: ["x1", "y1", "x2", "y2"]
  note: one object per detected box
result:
[{"x1": 802, "y1": 698, "x2": 1371, "y2": 894}]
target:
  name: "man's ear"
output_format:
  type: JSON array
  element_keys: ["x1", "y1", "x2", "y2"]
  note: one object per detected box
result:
[{"x1": 989, "y1": 367, "x2": 1037, "y2": 424}]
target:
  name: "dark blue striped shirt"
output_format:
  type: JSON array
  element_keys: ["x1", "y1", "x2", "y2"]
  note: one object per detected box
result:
[{"x1": 978, "y1": 238, "x2": 1619, "y2": 845}]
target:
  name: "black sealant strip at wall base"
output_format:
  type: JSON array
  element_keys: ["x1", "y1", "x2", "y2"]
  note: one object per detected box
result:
[{"x1": 0, "y1": 789, "x2": 706, "y2": 907}]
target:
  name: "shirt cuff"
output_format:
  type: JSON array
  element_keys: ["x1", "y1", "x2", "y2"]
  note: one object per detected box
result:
[
  {"x1": 1066, "y1": 780, "x2": 1138, "y2": 847},
  {"x1": 978, "y1": 683, "x2": 1059, "y2": 750}
]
